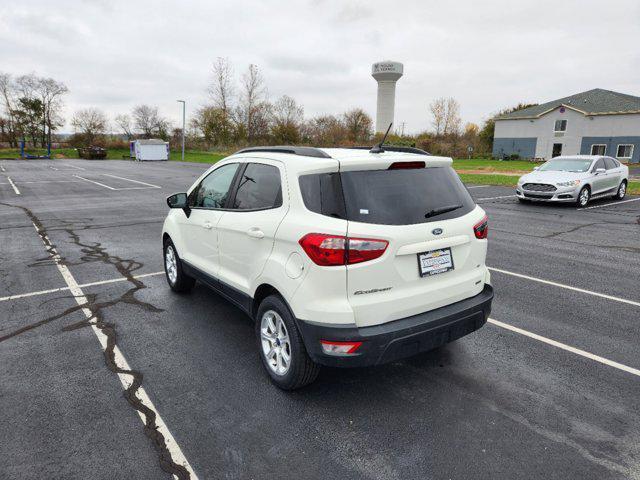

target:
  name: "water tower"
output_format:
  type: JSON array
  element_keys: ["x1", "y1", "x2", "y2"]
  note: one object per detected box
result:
[{"x1": 371, "y1": 61, "x2": 403, "y2": 133}]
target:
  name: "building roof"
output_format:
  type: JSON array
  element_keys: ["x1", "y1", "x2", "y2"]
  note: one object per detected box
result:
[{"x1": 495, "y1": 88, "x2": 640, "y2": 120}]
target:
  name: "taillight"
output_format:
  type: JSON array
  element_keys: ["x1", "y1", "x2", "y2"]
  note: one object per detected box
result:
[
  {"x1": 473, "y1": 215, "x2": 488, "y2": 239},
  {"x1": 320, "y1": 340, "x2": 362, "y2": 355},
  {"x1": 346, "y1": 237, "x2": 389, "y2": 264},
  {"x1": 299, "y1": 233, "x2": 388, "y2": 266},
  {"x1": 388, "y1": 161, "x2": 425, "y2": 169}
]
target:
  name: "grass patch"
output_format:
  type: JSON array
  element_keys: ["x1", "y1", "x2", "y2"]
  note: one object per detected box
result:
[
  {"x1": 458, "y1": 173, "x2": 518, "y2": 187},
  {"x1": 452, "y1": 158, "x2": 542, "y2": 173},
  {"x1": 0, "y1": 147, "x2": 226, "y2": 164}
]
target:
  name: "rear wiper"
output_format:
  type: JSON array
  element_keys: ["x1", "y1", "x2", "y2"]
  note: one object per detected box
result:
[{"x1": 425, "y1": 204, "x2": 462, "y2": 219}]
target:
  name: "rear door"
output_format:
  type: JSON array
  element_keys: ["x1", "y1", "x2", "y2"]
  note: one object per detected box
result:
[
  {"x1": 604, "y1": 157, "x2": 622, "y2": 190},
  {"x1": 217, "y1": 160, "x2": 288, "y2": 299},
  {"x1": 339, "y1": 164, "x2": 487, "y2": 327}
]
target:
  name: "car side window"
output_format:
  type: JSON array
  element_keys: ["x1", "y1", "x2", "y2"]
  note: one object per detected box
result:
[
  {"x1": 231, "y1": 163, "x2": 282, "y2": 210},
  {"x1": 190, "y1": 163, "x2": 239, "y2": 208},
  {"x1": 603, "y1": 158, "x2": 617, "y2": 170},
  {"x1": 592, "y1": 159, "x2": 605, "y2": 172}
]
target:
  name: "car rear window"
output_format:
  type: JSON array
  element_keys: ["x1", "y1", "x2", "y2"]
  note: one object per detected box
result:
[{"x1": 299, "y1": 166, "x2": 475, "y2": 225}]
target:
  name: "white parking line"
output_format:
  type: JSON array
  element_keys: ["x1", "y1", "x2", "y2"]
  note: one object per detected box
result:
[
  {"x1": 579, "y1": 197, "x2": 640, "y2": 210},
  {"x1": 7, "y1": 177, "x2": 20, "y2": 195},
  {"x1": 489, "y1": 267, "x2": 640, "y2": 308},
  {"x1": 73, "y1": 174, "x2": 117, "y2": 190},
  {"x1": 467, "y1": 185, "x2": 490, "y2": 189},
  {"x1": 102, "y1": 173, "x2": 161, "y2": 189},
  {"x1": 488, "y1": 318, "x2": 640, "y2": 378},
  {"x1": 0, "y1": 165, "x2": 5, "y2": 172},
  {"x1": 29, "y1": 222, "x2": 197, "y2": 479},
  {"x1": 476, "y1": 194, "x2": 516, "y2": 201},
  {"x1": 64, "y1": 164, "x2": 86, "y2": 171},
  {"x1": 0, "y1": 271, "x2": 164, "y2": 303}
]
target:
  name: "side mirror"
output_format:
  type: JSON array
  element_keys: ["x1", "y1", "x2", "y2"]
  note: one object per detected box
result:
[
  {"x1": 167, "y1": 192, "x2": 188, "y2": 208},
  {"x1": 595, "y1": 168, "x2": 606, "y2": 175}
]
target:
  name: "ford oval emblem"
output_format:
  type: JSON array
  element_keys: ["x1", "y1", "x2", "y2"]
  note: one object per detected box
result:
[{"x1": 432, "y1": 228, "x2": 443, "y2": 235}]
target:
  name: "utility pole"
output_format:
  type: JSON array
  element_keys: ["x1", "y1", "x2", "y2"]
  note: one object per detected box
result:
[
  {"x1": 177, "y1": 100, "x2": 185, "y2": 161},
  {"x1": 400, "y1": 121, "x2": 406, "y2": 137}
]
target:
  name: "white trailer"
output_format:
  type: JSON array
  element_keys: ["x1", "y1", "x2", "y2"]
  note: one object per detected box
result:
[{"x1": 132, "y1": 139, "x2": 169, "y2": 161}]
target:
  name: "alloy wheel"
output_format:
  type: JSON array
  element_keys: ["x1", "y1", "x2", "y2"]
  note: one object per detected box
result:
[
  {"x1": 260, "y1": 310, "x2": 291, "y2": 376},
  {"x1": 165, "y1": 245, "x2": 178, "y2": 284},
  {"x1": 579, "y1": 188, "x2": 589, "y2": 207}
]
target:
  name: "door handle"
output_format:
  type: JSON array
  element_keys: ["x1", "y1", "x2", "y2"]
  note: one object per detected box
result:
[
  {"x1": 202, "y1": 221, "x2": 213, "y2": 230},
  {"x1": 246, "y1": 227, "x2": 264, "y2": 239}
]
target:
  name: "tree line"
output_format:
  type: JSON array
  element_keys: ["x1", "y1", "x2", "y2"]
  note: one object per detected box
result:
[{"x1": 0, "y1": 65, "x2": 536, "y2": 157}]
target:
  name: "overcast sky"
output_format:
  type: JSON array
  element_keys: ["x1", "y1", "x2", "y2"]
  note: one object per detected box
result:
[{"x1": 2, "y1": 0, "x2": 639, "y2": 134}]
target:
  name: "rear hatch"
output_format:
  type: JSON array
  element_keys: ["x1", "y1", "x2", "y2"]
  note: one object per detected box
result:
[{"x1": 338, "y1": 158, "x2": 488, "y2": 327}]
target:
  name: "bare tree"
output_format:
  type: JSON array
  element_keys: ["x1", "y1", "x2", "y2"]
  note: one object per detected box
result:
[
  {"x1": 114, "y1": 114, "x2": 134, "y2": 139},
  {"x1": 343, "y1": 108, "x2": 372, "y2": 143},
  {"x1": 305, "y1": 115, "x2": 347, "y2": 146},
  {"x1": 271, "y1": 95, "x2": 304, "y2": 143},
  {"x1": 71, "y1": 108, "x2": 108, "y2": 145},
  {"x1": 429, "y1": 98, "x2": 446, "y2": 136},
  {"x1": 443, "y1": 97, "x2": 461, "y2": 135},
  {"x1": 132, "y1": 105, "x2": 170, "y2": 139},
  {"x1": 0, "y1": 73, "x2": 18, "y2": 146},
  {"x1": 15, "y1": 73, "x2": 68, "y2": 146},
  {"x1": 209, "y1": 57, "x2": 234, "y2": 114},
  {"x1": 237, "y1": 64, "x2": 267, "y2": 141}
]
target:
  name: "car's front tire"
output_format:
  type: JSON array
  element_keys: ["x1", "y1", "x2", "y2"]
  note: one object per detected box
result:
[
  {"x1": 576, "y1": 186, "x2": 590, "y2": 207},
  {"x1": 163, "y1": 238, "x2": 195, "y2": 293},
  {"x1": 615, "y1": 180, "x2": 627, "y2": 200},
  {"x1": 256, "y1": 295, "x2": 320, "y2": 390}
]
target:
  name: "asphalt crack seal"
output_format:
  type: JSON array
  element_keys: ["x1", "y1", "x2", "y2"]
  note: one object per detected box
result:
[{"x1": 0, "y1": 202, "x2": 197, "y2": 480}]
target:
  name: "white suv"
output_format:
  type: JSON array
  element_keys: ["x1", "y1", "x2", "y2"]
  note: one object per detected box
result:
[{"x1": 162, "y1": 146, "x2": 493, "y2": 389}]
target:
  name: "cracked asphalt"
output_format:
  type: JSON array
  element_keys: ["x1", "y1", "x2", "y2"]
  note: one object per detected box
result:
[{"x1": 1, "y1": 159, "x2": 639, "y2": 480}]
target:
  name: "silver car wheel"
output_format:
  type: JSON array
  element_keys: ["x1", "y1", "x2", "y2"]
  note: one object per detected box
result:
[
  {"x1": 165, "y1": 245, "x2": 178, "y2": 284},
  {"x1": 618, "y1": 182, "x2": 626, "y2": 199},
  {"x1": 578, "y1": 188, "x2": 589, "y2": 207},
  {"x1": 260, "y1": 310, "x2": 291, "y2": 376}
]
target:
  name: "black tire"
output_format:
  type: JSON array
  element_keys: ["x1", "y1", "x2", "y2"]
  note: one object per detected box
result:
[
  {"x1": 163, "y1": 238, "x2": 195, "y2": 293},
  {"x1": 615, "y1": 180, "x2": 627, "y2": 200},
  {"x1": 517, "y1": 197, "x2": 529, "y2": 203},
  {"x1": 576, "y1": 186, "x2": 590, "y2": 208},
  {"x1": 255, "y1": 295, "x2": 320, "y2": 390}
]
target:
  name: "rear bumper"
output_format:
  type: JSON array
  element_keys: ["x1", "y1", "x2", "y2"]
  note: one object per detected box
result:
[{"x1": 296, "y1": 285, "x2": 493, "y2": 367}]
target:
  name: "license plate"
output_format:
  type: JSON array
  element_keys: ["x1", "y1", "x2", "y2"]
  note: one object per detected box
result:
[{"x1": 418, "y1": 248, "x2": 454, "y2": 277}]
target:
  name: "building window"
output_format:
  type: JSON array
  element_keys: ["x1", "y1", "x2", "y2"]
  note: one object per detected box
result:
[
  {"x1": 616, "y1": 144, "x2": 634, "y2": 159},
  {"x1": 591, "y1": 144, "x2": 606, "y2": 155},
  {"x1": 554, "y1": 119, "x2": 567, "y2": 132}
]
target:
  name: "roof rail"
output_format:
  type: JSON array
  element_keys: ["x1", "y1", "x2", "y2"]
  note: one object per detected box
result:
[
  {"x1": 235, "y1": 146, "x2": 332, "y2": 159},
  {"x1": 347, "y1": 146, "x2": 431, "y2": 156}
]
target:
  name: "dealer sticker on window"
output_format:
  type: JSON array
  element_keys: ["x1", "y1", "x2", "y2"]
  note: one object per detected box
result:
[{"x1": 418, "y1": 248, "x2": 454, "y2": 277}]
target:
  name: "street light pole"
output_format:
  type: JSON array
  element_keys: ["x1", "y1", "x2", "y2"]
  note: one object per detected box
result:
[{"x1": 177, "y1": 100, "x2": 185, "y2": 162}]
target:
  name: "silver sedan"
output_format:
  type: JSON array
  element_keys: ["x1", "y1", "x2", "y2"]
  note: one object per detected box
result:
[{"x1": 516, "y1": 155, "x2": 629, "y2": 207}]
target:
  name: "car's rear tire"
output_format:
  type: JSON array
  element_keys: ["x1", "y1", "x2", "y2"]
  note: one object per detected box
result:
[
  {"x1": 576, "y1": 186, "x2": 590, "y2": 207},
  {"x1": 615, "y1": 180, "x2": 627, "y2": 200},
  {"x1": 517, "y1": 197, "x2": 529, "y2": 203},
  {"x1": 163, "y1": 239, "x2": 195, "y2": 293},
  {"x1": 256, "y1": 295, "x2": 320, "y2": 390}
]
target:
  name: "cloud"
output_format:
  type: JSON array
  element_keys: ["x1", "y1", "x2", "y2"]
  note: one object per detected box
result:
[{"x1": 0, "y1": 0, "x2": 639, "y2": 133}]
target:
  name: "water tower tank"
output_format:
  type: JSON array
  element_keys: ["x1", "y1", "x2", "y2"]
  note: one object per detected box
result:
[{"x1": 372, "y1": 61, "x2": 403, "y2": 133}]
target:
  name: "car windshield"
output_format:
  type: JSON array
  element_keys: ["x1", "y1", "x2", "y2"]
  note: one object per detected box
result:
[{"x1": 538, "y1": 159, "x2": 592, "y2": 173}]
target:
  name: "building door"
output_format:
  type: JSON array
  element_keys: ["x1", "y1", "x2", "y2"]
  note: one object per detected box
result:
[{"x1": 552, "y1": 143, "x2": 563, "y2": 157}]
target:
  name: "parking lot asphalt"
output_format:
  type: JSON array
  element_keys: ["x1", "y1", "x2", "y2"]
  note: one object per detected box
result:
[{"x1": 1, "y1": 159, "x2": 639, "y2": 480}]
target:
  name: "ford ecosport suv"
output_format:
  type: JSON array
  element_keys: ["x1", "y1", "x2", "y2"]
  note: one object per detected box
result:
[{"x1": 162, "y1": 146, "x2": 493, "y2": 389}]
